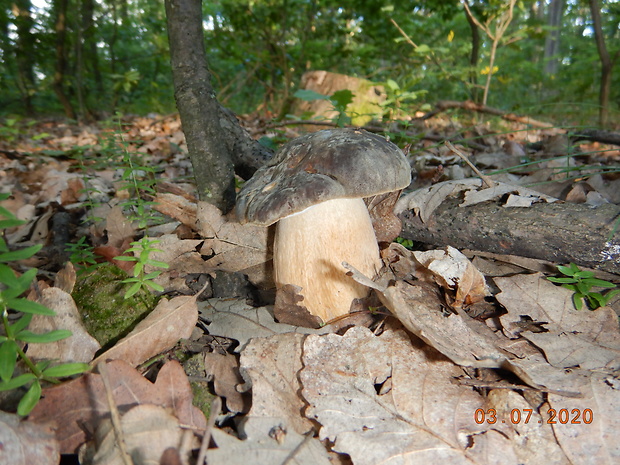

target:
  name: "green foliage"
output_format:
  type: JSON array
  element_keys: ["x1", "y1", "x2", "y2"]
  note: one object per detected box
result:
[
  {"x1": 111, "y1": 120, "x2": 164, "y2": 229},
  {"x1": 547, "y1": 263, "x2": 620, "y2": 310},
  {"x1": 0, "y1": 194, "x2": 89, "y2": 415},
  {"x1": 115, "y1": 237, "x2": 169, "y2": 299},
  {"x1": 293, "y1": 88, "x2": 353, "y2": 126},
  {"x1": 394, "y1": 236, "x2": 414, "y2": 250},
  {"x1": 66, "y1": 237, "x2": 100, "y2": 275},
  {"x1": 381, "y1": 79, "x2": 429, "y2": 120},
  {"x1": 1, "y1": 1, "x2": 618, "y2": 126}
]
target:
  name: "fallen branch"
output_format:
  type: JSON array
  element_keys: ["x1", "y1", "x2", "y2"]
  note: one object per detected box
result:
[
  {"x1": 398, "y1": 197, "x2": 620, "y2": 275},
  {"x1": 419, "y1": 100, "x2": 554, "y2": 128}
]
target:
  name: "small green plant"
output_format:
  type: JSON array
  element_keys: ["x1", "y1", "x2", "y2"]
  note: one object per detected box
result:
[
  {"x1": 293, "y1": 89, "x2": 354, "y2": 127},
  {"x1": 0, "y1": 194, "x2": 89, "y2": 415},
  {"x1": 115, "y1": 236, "x2": 169, "y2": 299},
  {"x1": 395, "y1": 236, "x2": 414, "y2": 250},
  {"x1": 66, "y1": 236, "x2": 100, "y2": 275},
  {"x1": 380, "y1": 79, "x2": 428, "y2": 121},
  {"x1": 110, "y1": 117, "x2": 163, "y2": 228},
  {"x1": 547, "y1": 263, "x2": 620, "y2": 310}
]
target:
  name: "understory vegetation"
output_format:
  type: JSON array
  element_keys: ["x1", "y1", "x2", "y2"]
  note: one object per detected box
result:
[{"x1": 1, "y1": 0, "x2": 619, "y2": 127}]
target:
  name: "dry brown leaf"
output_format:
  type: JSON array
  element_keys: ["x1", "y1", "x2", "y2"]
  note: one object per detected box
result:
[
  {"x1": 92, "y1": 292, "x2": 199, "y2": 367},
  {"x1": 240, "y1": 333, "x2": 315, "y2": 434},
  {"x1": 105, "y1": 206, "x2": 135, "y2": 248},
  {"x1": 197, "y1": 201, "x2": 271, "y2": 287},
  {"x1": 0, "y1": 411, "x2": 59, "y2": 465},
  {"x1": 207, "y1": 416, "x2": 331, "y2": 465},
  {"x1": 345, "y1": 261, "x2": 588, "y2": 397},
  {"x1": 54, "y1": 261, "x2": 77, "y2": 293},
  {"x1": 546, "y1": 373, "x2": 620, "y2": 464},
  {"x1": 199, "y1": 298, "x2": 329, "y2": 352},
  {"x1": 301, "y1": 327, "x2": 520, "y2": 465},
  {"x1": 203, "y1": 352, "x2": 247, "y2": 413},
  {"x1": 153, "y1": 192, "x2": 198, "y2": 228},
  {"x1": 413, "y1": 245, "x2": 490, "y2": 307},
  {"x1": 27, "y1": 286, "x2": 100, "y2": 363},
  {"x1": 496, "y1": 273, "x2": 620, "y2": 370},
  {"x1": 486, "y1": 390, "x2": 570, "y2": 464},
  {"x1": 142, "y1": 234, "x2": 206, "y2": 289},
  {"x1": 84, "y1": 404, "x2": 196, "y2": 465},
  {"x1": 28, "y1": 360, "x2": 206, "y2": 454},
  {"x1": 273, "y1": 283, "x2": 323, "y2": 328},
  {"x1": 395, "y1": 178, "x2": 558, "y2": 223}
]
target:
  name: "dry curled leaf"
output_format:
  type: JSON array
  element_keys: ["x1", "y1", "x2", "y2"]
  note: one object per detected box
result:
[
  {"x1": 84, "y1": 404, "x2": 196, "y2": 465},
  {"x1": 28, "y1": 360, "x2": 205, "y2": 454},
  {"x1": 0, "y1": 411, "x2": 59, "y2": 465},
  {"x1": 301, "y1": 327, "x2": 520, "y2": 465},
  {"x1": 92, "y1": 292, "x2": 200, "y2": 367}
]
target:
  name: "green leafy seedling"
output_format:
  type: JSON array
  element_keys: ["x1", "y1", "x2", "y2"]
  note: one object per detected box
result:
[
  {"x1": 547, "y1": 263, "x2": 619, "y2": 310},
  {"x1": 66, "y1": 236, "x2": 101, "y2": 275},
  {"x1": 115, "y1": 236, "x2": 169, "y2": 299},
  {"x1": 0, "y1": 193, "x2": 89, "y2": 415}
]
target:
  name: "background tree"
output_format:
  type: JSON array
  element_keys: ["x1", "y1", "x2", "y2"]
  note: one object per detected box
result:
[
  {"x1": 0, "y1": 0, "x2": 617, "y2": 127},
  {"x1": 589, "y1": 0, "x2": 619, "y2": 127}
]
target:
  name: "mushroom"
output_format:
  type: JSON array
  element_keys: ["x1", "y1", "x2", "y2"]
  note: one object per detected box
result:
[{"x1": 235, "y1": 129, "x2": 411, "y2": 323}]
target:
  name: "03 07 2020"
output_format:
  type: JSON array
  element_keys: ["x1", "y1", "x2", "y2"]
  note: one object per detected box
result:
[{"x1": 474, "y1": 408, "x2": 593, "y2": 425}]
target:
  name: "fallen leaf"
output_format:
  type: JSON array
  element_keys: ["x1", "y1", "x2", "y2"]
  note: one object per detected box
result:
[
  {"x1": 199, "y1": 298, "x2": 329, "y2": 352},
  {"x1": 27, "y1": 286, "x2": 101, "y2": 363},
  {"x1": 414, "y1": 245, "x2": 490, "y2": 308},
  {"x1": 395, "y1": 178, "x2": 558, "y2": 223},
  {"x1": 240, "y1": 333, "x2": 315, "y2": 434},
  {"x1": 29, "y1": 360, "x2": 206, "y2": 454},
  {"x1": 546, "y1": 373, "x2": 620, "y2": 464},
  {"x1": 85, "y1": 404, "x2": 196, "y2": 465},
  {"x1": 203, "y1": 352, "x2": 247, "y2": 413},
  {"x1": 153, "y1": 192, "x2": 198, "y2": 228},
  {"x1": 0, "y1": 411, "x2": 59, "y2": 465},
  {"x1": 301, "y1": 327, "x2": 519, "y2": 465},
  {"x1": 197, "y1": 201, "x2": 271, "y2": 287},
  {"x1": 486, "y1": 390, "x2": 570, "y2": 464},
  {"x1": 206, "y1": 416, "x2": 331, "y2": 465},
  {"x1": 273, "y1": 283, "x2": 323, "y2": 328},
  {"x1": 105, "y1": 206, "x2": 135, "y2": 248},
  {"x1": 496, "y1": 273, "x2": 620, "y2": 370},
  {"x1": 92, "y1": 292, "x2": 199, "y2": 367}
]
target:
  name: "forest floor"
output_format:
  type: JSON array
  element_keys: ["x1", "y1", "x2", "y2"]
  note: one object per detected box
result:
[{"x1": 0, "y1": 112, "x2": 619, "y2": 465}]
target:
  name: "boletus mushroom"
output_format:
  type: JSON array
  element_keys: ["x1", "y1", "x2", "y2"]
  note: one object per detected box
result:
[{"x1": 235, "y1": 129, "x2": 411, "y2": 323}]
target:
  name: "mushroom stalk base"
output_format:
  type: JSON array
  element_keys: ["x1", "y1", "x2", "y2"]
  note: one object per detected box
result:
[{"x1": 273, "y1": 197, "x2": 381, "y2": 323}]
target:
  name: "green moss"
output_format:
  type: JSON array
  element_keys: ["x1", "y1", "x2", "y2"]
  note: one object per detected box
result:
[
  {"x1": 183, "y1": 353, "x2": 215, "y2": 419},
  {"x1": 72, "y1": 263, "x2": 158, "y2": 349}
]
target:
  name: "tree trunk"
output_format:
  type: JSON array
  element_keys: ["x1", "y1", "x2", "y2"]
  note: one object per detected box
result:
[
  {"x1": 543, "y1": 0, "x2": 565, "y2": 75},
  {"x1": 465, "y1": 9, "x2": 481, "y2": 104},
  {"x1": 165, "y1": 0, "x2": 236, "y2": 212},
  {"x1": 52, "y1": 0, "x2": 76, "y2": 119},
  {"x1": 13, "y1": 0, "x2": 36, "y2": 115},
  {"x1": 398, "y1": 197, "x2": 620, "y2": 275},
  {"x1": 82, "y1": 0, "x2": 103, "y2": 96},
  {"x1": 589, "y1": 0, "x2": 615, "y2": 127}
]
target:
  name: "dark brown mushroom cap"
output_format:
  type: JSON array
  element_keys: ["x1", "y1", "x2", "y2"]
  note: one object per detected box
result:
[{"x1": 235, "y1": 128, "x2": 411, "y2": 225}]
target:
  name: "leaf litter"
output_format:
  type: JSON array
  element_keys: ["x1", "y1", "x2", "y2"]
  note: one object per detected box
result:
[{"x1": 0, "y1": 115, "x2": 619, "y2": 464}]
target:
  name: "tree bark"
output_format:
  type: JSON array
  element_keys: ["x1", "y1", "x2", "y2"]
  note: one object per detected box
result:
[
  {"x1": 165, "y1": 0, "x2": 236, "y2": 212},
  {"x1": 398, "y1": 197, "x2": 620, "y2": 275},
  {"x1": 589, "y1": 0, "x2": 617, "y2": 127},
  {"x1": 543, "y1": 0, "x2": 565, "y2": 75},
  {"x1": 52, "y1": 0, "x2": 76, "y2": 119},
  {"x1": 14, "y1": 0, "x2": 36, "y2": 114},
  {"x1": 464, "y1": 6, "x2": 481, "y2": 103}
]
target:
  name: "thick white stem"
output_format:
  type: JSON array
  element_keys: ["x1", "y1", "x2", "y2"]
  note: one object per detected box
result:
[{"x1": 273, "y1": 197, "x2": 381, "y2": 323}]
